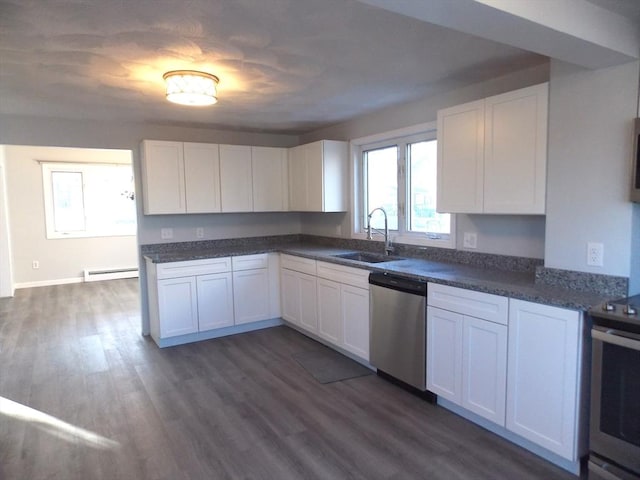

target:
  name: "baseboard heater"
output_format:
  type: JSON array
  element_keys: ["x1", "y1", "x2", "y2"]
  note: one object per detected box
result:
[{"x1": 83, "y1": 267, "x2": 138, "y2": 282}]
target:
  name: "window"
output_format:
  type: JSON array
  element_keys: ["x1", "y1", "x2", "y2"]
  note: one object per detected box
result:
[
  {"x1": 356, "y1": 126, "x2": 454, "y2": 248},
  {"x1": 42, "y1": 162, "x2": 136, "y2": 239}
]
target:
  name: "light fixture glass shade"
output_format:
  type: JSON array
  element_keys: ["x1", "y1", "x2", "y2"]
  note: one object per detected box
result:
[{"x1": 163, "y1": 70, "x2": 219, "y2": 106}]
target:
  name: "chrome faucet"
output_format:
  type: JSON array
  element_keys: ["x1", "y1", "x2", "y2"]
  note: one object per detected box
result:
[{"x1": 367, "y1": 207, "x2": 393, "y2": 255}]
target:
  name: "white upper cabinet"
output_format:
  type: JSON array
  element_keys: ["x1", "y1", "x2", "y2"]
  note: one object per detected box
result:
[
  {"x1": 437, "y1": 83, "x2": 548, "y2": 215},
  {"x1": 183, "y1": 142, "x2": 221, "y2": 213},
  {"x1": 437, "y1": 100, "x2": 485, "y2": 214},
  {"x1": 252, "y1": 146, "x2": 288, "y2": 211},
  {"x1": 141, "y1": 140, "x2": 186, "y2": 214},
  {"x1": 141, "y1": 140, "x2": 221, "y2": 215},
  {"x1": 219, "y1": 144, "x2": 253, "y2": 212},
  {"x1": 288, "y1": 140, "x2": 348, "y2": 212}
]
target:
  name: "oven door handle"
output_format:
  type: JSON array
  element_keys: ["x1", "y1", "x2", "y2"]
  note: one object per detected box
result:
[{"x1": 592, "y1": 326, "x2": 640, "y2": 351}]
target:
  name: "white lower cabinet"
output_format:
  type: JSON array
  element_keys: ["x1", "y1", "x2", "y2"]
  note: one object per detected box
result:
[
  {"x1": 315, "y1": 261, "x2": 370, "y2": 361},
  {"x1": 340, "y1": 284, "x2": 369, "y2": 360},
  {"x1": 462, "y1": 315, "x2": 507, "y2": 424},
  {"x1": 157, "y1": 276, "x2": 199, "y2": 337},
  {"x1": 427, "y1": 283, "x2": 509, "y2": 426},
  {"x1": 316, "y1": 278, "x2": 370, "y2": 360},
  {"x1": 506, "y1": 299, "x2": 582, "y2": 461},
  {"x1": 280, "y1": 256, "x2": 318, "y2": 332},
  {"x1": 317, "y1": 278, "x2": 341, "y2": 343},
  {"x1": 147, "y1": 254, "x2": 279, "y2": 347},
  {"x1": 197, "y1": 272, "x2": 234, "y2": 331},
  {"x1": 232, "y1": 254, "x2": 271, "y2": 325},
  {"x1": 233, "y1": 269, "x2": 270, "y2": 325},
  {"x1": 427, "y1": 306, "x2": 463, "y2": 402},
  {"x1": 280, "y1": 255, "x2": 370, "y2": 362}
]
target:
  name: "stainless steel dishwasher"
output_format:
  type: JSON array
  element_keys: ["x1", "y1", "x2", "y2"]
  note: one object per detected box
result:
[{"x1": 369, "y1": 272, "x2": 427, "y2": 391}]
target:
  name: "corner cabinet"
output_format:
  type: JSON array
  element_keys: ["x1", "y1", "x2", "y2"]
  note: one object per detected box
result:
[
  {"x1": 288, "y1": 140, "x2": 348, "y2": 212},
  {"x1": 506, "y1": 299, "x2": 584, "y2": 461},
  {"x1": 437, "y1": 83, "x2": 548, "y2": 214},
  {"x1": 140, "y1": 140, "x2": 221, "y2": 214}
]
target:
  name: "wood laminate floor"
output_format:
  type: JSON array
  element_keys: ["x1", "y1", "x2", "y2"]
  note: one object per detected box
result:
[{"x1": 0, "y1": 279, "x2": 577, "y2": 480}]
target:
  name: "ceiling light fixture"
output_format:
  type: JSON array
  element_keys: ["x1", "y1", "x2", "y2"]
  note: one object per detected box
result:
[{"x1": 163, "y1": 70, "x2": 219, "y2": 106}]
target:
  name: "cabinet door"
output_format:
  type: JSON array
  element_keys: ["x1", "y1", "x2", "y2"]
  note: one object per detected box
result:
[
  {"x1": 141, "y1": 140, "x2": 186, "y2": 214},
  {"x1": 183, "y1": 142, "x2": 221, "y2": 213},
  {"x1": 462, "y1": 316, "x2": 507, "y2": 425},
  {"x1": 157, "y1": 277, "x2": 198, "y2": 337},
  {"x1": 341, "y1": 285, "x2": 370, "y2": 360},
  {"x1": 427, "y1": 306, "x2": 463, "y2": 402},
  {"x1": 252, "y1": 146, "x2": 288, "y2": 211},
  {"x1": 484, "y1": 83, "x2": 547, "y2": 214},
  {"x1": 506, "y1": 299, "x2": 581, "y2": 460},
  {"x1": 288, "y1": 144, "x2": 307, "y2": 211},
  {"x1": 298, "y1": 272, "x2": 318, "y2": 332},
  {"x1": 305, "y1": 141, "x2": 324, "y2": 212},
  {"x1": 281, "y1": 269, "x2": 300, "y2": 325},
  {"x1": 317, "y1": 278, "x2": 342, "y2": 344},
  {"x1": 436, "y1": 100, "x2": 484, "y2": 214},
  {"x1": 197, "y1": 272, "x2": 234, "y2": 331},
  {"x1": 233, "y1": 269, "x2": 270, "y2": 324},
  {"x1": 219, "y1": 144, "x2": 253, "y2": 212}
]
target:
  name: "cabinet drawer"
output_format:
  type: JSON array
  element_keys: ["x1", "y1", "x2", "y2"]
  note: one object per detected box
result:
[
  {"x1": 428, "y1": 283, "x2": 508, "y2": 325},
  {"x1": 156, "y1": 257, "x2": 232, "y2": 279},
  {"x1": 232, "y1": 253, "x2": 268, "y2": 271},
  {"x1": 316, "y1": 261, "x2": 369, "y2": 290},
  {"x1": 281, "y1": 254, "x2": 317, "y2": 275}
]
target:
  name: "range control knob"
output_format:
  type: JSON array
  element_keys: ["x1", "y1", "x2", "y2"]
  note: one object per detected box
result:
[
  {"x1": 603, "y1": 302, "x2": 616, "y2": 312},
  {"x1": 623, "y1": 304, "x2": 637, "y2": 316}
]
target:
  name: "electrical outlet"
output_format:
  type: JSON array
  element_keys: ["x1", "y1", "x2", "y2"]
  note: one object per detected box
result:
[
  {"x1": 160, "y1": 227, "x2": 173, "y2": 240},
  {"x1": 32, "y1": 260, "x2": 39, "y2": 269},
  {"x1": 463, "y1": 232, "x2": 477, "y2": 249},
  {"x1": 196, "y1": 227, "x2": 204, "y2": 239},
  {"x1": 587, "y1": 242, "x2": 604, "y2": 267}
]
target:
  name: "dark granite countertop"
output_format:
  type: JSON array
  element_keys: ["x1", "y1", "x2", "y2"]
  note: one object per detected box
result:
[{"x1": 144, "y1": 242, "x2": 609, "y2": 311}]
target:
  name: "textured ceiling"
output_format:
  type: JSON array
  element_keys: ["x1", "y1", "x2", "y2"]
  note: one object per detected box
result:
[{"x1": 0, "y1": 0, "x2": 551, "y2": 134}]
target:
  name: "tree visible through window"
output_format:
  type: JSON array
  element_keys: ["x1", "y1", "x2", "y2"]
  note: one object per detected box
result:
[{"x1": 42, "y1": 162, "x2": 136, "y2": 239}]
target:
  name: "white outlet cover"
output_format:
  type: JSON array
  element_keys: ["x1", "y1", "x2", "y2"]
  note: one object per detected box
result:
[
  {"x1": 463, "y1": 232, "x2": 477, "y2": 249},
  {"x1": 161, "y1": 227, "x2": 173, "y2": 240},
  {"x1": 587, "y1": 242, "x2": 604, "y2": 267}
]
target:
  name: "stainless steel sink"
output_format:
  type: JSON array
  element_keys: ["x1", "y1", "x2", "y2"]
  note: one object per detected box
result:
[{"x1": 332, "y1": 251, "x2": 405, "y2": 263}]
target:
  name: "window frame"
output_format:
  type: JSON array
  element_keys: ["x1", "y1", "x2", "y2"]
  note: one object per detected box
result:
[
  {"x1": 351, "y1": 122, "x2": 455, "y2": 249},
  {"x1": 41, "y1": 161, "x2": 137, "y2": 240}
]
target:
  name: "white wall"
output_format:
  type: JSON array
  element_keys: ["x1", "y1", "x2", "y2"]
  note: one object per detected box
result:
[
  {"x1": 4, "y1": 145, "x2": 138, "y2": 286},
  {"x1": 545, "y1": 59, "x2": 638, "y2": 278},
  {"x1": 0, "y1": 147, "x2": 14, "y2": 296},
  {"x1": 300, "y1": 63, "x2": 550, "y2": 258}
]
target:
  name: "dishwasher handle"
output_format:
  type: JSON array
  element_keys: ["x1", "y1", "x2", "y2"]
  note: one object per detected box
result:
[{"x1": 369, "y1": 272, "x2": 427, "y2": 296}]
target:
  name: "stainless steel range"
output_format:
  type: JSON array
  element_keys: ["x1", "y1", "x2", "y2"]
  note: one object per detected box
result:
[{"x1": 589, "y1": 294, "x2": 640, "y2": 480}]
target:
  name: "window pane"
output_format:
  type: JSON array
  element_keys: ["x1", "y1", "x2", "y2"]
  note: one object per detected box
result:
[
  {"x1": 365, "y1": 146, "x2": 398, "y2": 230},
  {"x1": 51, "y1": 171, "x2": 85, "y2": 232},
  {"x1": 84, "y1": 166, "x2": 137, "y2": 235},
  {"x1": 408, "y1": 140, "x2": 450, "y2": 234}
]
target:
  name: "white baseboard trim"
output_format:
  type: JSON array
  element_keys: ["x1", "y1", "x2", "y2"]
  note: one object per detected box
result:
[{"x1": 14, "y1": 277, "x2": 84, "y2": 289}]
